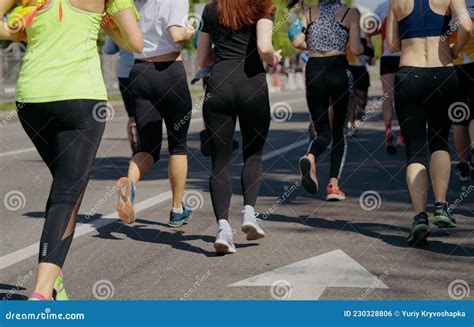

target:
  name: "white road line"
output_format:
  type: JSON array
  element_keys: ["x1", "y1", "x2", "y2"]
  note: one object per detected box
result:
[
  {"x1": 0, "y1": 148, "x2": 36, "y2": 157},
  {"x1": 0, "y1": 191, "x2": 172, "y2": 270}
]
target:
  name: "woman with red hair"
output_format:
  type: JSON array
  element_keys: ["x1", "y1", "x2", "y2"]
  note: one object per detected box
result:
[{"x1": 197, "y1": 0, "x2": 281, "y2": 254}]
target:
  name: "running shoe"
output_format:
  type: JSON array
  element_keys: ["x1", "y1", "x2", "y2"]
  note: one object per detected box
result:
[
  {"x1": 433, "y1": 202, "x2": 457, "y2": 228},
  {"x1": 241, "y1": 205, "x2": 265, "y2": 241},
  {"x1": 52, "y1": 271, "x2": 69, "y2": 300},
  {"x1": 456, "y1": 163, "x2": 470, "y2": 182},
  {"x1": 117, "y1": 177, "x2": 136, "y2": 224},
  {"x1": 28, "y1": 292, "x2": 49, "y2": 301},
  {"x1": 299, "y1": 154, "x2": 318, "y2": 194},
  {"x1": 385, "y1": 128, "x2": 397, "y2": 155},
  {"x1": 326, "y1": 184, "x2": 346, "y2": 201},
  {"x1": 214, "y1": 221, "x2": 236, "y2": 254},
  {"x1": 168, "y1": 203, "x2": 192, "y2": 227},
  {"x1": 397, "y1": 133, "x2": 405, "y2": 146},
  {"x1": 407, "y1": 212, "x2": 430, "y2": 245}
]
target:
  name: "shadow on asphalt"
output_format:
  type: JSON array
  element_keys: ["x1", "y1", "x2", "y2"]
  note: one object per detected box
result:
[
  {"x1": 264, "y1": 214, "x2": 474, "y2": 257},
  {"x1": 0, "y1": 284, "x2": 28, "y2": 300},
  {"x1": 92, "y1": 219, "x2": 258, "y2": 257}
]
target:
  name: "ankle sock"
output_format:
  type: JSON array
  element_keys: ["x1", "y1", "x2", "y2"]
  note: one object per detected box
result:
[{"x1": 172, "y1": 207, "x2": 183, "y2": 214}]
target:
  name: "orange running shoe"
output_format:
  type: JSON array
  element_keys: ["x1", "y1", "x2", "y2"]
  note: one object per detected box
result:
[{"x1": 326, "y1": 184, "x2": 346, "y2": 201}]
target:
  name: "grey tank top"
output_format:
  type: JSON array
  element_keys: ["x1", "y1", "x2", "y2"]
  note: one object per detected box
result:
[{"x1": 306, "y1": 0, "x2": 350, "y2": 53}]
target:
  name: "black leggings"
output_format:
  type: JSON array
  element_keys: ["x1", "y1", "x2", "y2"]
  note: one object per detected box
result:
[
  {"x1": 395, "y1": 66, "x2": 459, "y2": 165},
  {"x1": 129, "y1": 61, "x2": 192, "y2": 162},
  {"x1": 118, "y1": 77, "x2": 136, "y2": 118},
  {"x1": 17, "y1": 100, "x2": 105, "y2": 268},
  {"x1": 306, "y1": 56, "x2": 352, "y2": 179},
  {"x1": 203, "y1": 60, "x2": 270, "y2": 221}
]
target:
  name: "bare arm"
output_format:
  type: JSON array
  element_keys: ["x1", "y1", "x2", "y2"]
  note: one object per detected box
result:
[
  {"x1": 197, "y1": 31, "x2": 216, "y2": 68},
  {"x1": 103, "y1": 4, "x2": 144, "y2": 53},
  {"x1": 291, "y1": 14, "x2": 308, "y2": 50},
  {"x1": 168, "y1": 25, "x2": 195, "y2": 44},
  {"x1": 257, "y1": 18, "x2": 282, "y2": 66},
  {"x1": 348, "y1": 9, "x2": 364, "y2": 55},
  {"x1": 386, "y1": 1, "x2": 401, "y2": 53},
  {"x1": 0, "y1": 0, "x2": 20, "y2": 40},
  {"x1": 451, "y1": 0, "x2": 472, "y2": 58}
]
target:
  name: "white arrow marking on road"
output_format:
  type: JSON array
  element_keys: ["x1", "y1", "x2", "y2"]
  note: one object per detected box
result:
[
  {"x1": 230, "y1": 249, "x2": 388, "y2": 300},
  {"x1": 0, "y1": 191, "x2": 172, "y2": 270}
]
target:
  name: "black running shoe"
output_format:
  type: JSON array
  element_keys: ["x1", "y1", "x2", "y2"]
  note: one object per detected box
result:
[
  {"x1": 407, "y1": 212, "x2": 430, "y2": 245},
  {"x1": 456, "y1": 163, "x2": 470, "y2": 182},
  {"x1": 433, "y1": 202, "x2": 457, "y2": 228}
]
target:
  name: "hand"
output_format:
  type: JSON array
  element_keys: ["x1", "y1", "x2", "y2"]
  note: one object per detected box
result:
[
  {"x1": 451, "y1": 45, "x2": 460, "y2": 60},
  {"x1": 273, "y1": 50, "x2": 282, "y2": 67}
]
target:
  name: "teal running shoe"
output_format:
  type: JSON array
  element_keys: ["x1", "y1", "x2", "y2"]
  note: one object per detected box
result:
[
  {"x1": 433, "y1": 202, "x2": 457, "y2": 228},
  {"x1": 169, "y1": 203, "x2": 192, "y2": 227}
]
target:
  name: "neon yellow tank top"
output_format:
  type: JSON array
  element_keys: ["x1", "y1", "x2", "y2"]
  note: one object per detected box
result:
[{"x1": 16, "y1": 0, "x2": 107, "y2": 103}]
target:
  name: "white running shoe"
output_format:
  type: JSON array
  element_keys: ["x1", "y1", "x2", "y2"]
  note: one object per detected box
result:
[
  {"x1": 214, "y1": 220, "x2": 236, "y2": 254},
  {"x1": 241, "y1": 205, "x2": 265, "y2": 241}
]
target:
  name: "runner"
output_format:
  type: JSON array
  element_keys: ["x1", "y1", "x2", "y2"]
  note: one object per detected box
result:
[
  {"x1": 197, "y1": 0, "x2": 281, "y2": 254},
  {"x1": 347, "y1": 32, "x2": 374, "y2": 136},
  {"x1": 103, "y1": 36, "x2": 140, "y2": 155},
  {"x1": 288, "y1": 0, "x2": 363, "y2": 201},
  {"x1": 387, "y1": 0, "x2": 471, "y2": 244},
  {"x1": 374, "y1": 0, "x2": 403, "y2": 154},
  {"x1": 0, "y1": 0, "x2": 143, "y2": 300},
  {"x1": 116, "y1": 0, "x2": 195, "y2": 228},
  {"x1": 452, "y1": 0, "x2": 474, "y2": 182}
]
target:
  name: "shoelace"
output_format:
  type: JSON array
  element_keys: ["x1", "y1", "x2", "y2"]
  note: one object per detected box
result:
[{"x1": 243, "y1": 210, "x2": 261, "y2": 222}]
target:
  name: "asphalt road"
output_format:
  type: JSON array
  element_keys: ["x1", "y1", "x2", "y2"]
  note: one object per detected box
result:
[{"x1": 0, "y1": 81, "x2": 473, "y2": 301}]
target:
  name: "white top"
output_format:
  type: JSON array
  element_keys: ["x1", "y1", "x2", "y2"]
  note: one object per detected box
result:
[
  {"x1": 374, "y1": 1, "x2": 400, "y2": 57},
  {"x1": 135, "y1": 0, "x2": 189, "y2": 59}
]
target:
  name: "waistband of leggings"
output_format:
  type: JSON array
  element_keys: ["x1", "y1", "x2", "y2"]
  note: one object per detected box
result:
[
  {"x1": 134, "y1": 60, "x2": 184, "y2": 69},
  {"x1": 398, "y1": 66, "x2": 456, "y2": 75},
  {"x1": 307, "y1": 55, "x2": 348, "y2": 66}
]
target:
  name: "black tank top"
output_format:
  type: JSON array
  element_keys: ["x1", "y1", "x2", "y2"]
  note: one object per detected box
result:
[{"x1": 201, "y1": 3, "x2": 274, "y2": 72}]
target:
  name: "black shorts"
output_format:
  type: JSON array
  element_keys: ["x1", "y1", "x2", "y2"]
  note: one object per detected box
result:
[
  {"x1": 380, "y1": 56, "x2": 400, "y2": 76},
  {"x1": 454, "y1": 63, "x2": 474, "y2": 126},
  {"x1": 348, "y1": 65, "x2": 370, "y2": 91}
]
